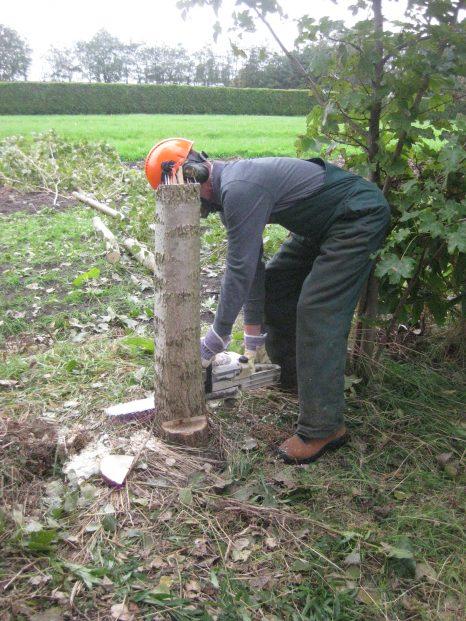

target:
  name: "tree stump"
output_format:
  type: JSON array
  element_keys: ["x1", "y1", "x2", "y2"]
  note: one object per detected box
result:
[{"x1": 153, "y1": 184, "x2": 208, "y2": 446}]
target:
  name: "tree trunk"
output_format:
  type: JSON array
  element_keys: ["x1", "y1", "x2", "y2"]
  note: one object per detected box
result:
[
  {"x1": 153, "y1": 184, "x2": 208, "y2": 446},
  {"x1": 352, "y1": 0, "x2": 385, "y2": 373},
  {"x1": 352, "y1": 267, "x2": 379, "y2": 374}
]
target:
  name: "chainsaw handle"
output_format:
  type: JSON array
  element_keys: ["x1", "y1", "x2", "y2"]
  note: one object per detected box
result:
[{"x1": 204, "y1": 363, "x2": 213, "y2": 394}]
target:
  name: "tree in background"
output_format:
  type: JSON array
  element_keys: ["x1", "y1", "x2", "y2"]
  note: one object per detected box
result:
[
  {"x1": 234, "y1": 46, "x2": 316, "y2": 88},
  {"x1": 45, "y1": 47, "x2": 79, "y2": 82},
  {"x1": 178, "y1": 0, "x2": 465, "y2": 367},
  {"x1": 0, "y1": 24, "x2": 31, "y2": 81},
  {"x1": 120, "y1": 42, "x2": 140, "y2": 84},
  {"x1": 195, "y1": 49, "x2": 220, "y2": 85},
  {"x1": 133, "y1": 45, "x2": 164, "y2": 84},
  {"x1": 2, "y1": 22, "x2": 319, "y2": 89},
  {"x1": 75, "y1": 30, "x2": 125, "y2": 83}
]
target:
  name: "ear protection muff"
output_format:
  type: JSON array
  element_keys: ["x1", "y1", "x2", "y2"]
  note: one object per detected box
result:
[{"x1": 182, "y1": 161, "x2": 210, "y2": 183}]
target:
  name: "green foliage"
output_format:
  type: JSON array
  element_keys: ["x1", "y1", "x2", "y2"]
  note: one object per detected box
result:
[
  {"x1": 0, "y1": 81, "x2": 310, "y2": 116},
  {"x1": 24, "y1": 528, "x2": 58, "y2": 553},
  {"x1": 72, "y1": 267, "x2": 101, "y2": 287},
  {"x1": 185, "y1": 0, "x2": 465, "y2": 330},
  {"x1": 376, "y1": 125, "x2": 465, "y2": 323},
  {"x1": 295, "y1": 1, "x2": 465, "y2": 327}
]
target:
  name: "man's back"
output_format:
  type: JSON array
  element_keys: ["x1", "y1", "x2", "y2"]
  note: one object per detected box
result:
[{"x1": 214, "y1": 157, "x2": 325, "y2": 210}]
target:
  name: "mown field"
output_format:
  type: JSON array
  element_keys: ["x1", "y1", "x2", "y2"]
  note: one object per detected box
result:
[
  {"x1": 0, "y1": 132, "x2": 464, "y2": 620},
  {"x1": 0, "y1": 114, "x2": 306, "y2": 161}
]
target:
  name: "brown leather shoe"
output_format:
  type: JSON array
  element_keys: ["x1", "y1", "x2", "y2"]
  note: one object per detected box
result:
[{"x1": 277, "y1": 426, "x2": 348, "y2": 464}]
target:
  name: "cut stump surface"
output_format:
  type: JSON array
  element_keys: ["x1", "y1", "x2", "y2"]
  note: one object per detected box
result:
[{"x1": 161, "y1": 415, "x2": 209, "y2": 447}]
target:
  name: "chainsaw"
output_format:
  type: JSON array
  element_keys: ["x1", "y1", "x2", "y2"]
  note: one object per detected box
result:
[{"x1": 104, "y1": 352, "x2": 281, "y2": 422}]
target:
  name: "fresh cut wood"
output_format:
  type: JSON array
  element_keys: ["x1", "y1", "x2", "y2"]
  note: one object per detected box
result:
[
  {"x1": 92, "y1": 216, "x2": 121, "y2": 264},
  {"x1": 123, "y1": 238, "x2": 156, "y2": 273},
  {"x1": 73, "y1": 191, "x2": 125, "y2": 220}
]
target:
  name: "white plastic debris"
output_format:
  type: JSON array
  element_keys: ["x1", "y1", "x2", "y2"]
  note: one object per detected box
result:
[{"x1": 100, "y1": 454, "x2": 134, "y2": 487}]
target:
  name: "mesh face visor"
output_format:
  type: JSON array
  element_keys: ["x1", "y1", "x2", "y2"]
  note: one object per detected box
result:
[{"x1": 161, "y1": 160, "x2": 177, "y2": 185}]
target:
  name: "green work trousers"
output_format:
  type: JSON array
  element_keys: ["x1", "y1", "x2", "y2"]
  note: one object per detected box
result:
[{"x1": 264, "y1": 173, "x2": 390, "y2": 439}]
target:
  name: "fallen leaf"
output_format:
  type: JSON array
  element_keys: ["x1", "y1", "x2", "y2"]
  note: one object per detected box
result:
[
  {"x1": 415, "y1": 562, "x2": 438, "y2": 582},
  {"x1": 179, "y1": 488, "x2": 193, "y2": 505},
  {"x1": 110, "y1": 603, "x2": 134, "y2": 621},
  {"x1": 382, "y1": 538, "x2": 416, "y2": 578},
  {"x1": 356, "y1": 587, "x2": 381, "y2": 606},
  {"x1": 273, "y1": 468, "x2": 296, "y2": 489},
  {"x1": 436, "y1": 452, "x2": 453, "y2": 467},
  {"x1": 401, "y1": 596, "x2": 420, "y2": 612},
  {"x1": 250, "y1": 575, "x2": 272, "y2": 589},
  {"x1": 291, "y1": 559, "x2": 312, "y2": 572},
  {"x1": 30, "y1": 608, "x2": 63, "y2": 621},
  {"x1": 345, "y1": 564, "x2": 361, "y2": 579},
  {"x1": 343, "y1": 551, "x2": 361, "y2": 566},
  {"x1": 185, "y1": 579, "x2": 201, "y2": 593},
  {"x1": 29, "y1": 574, "x2": 52, "y2": 586},
  {"x1": 148, "y1": 556, "x2": 165, "y2": 569},
  {"x1": 233, "y1": 537, "x2": 250, "y2": 551},
  {"x1": 444, "y1": 462, "x2": 459, "y2": 478},
  {"x1": 241, "y1": 436, "x2": 258, "y2": 451},
  {"x1": 50, "y1": 591, "x2": 68, "y2": 604},
  {"x1": 232, "y1": 548, "x2": 251, "y2": 562},
  {"x1": 154, "y1": 575, "x2": 173, "y2": 594},
  {"x1": 265, "y1": 537, "x2": 278, "y2": 549},
  {"x1": 63, "y1": 400, "x2": 79, "y2": 409},
  {"x1": 393, "y1": 490, "x2": 410, "y2": 500},
  {"x1": 0, "y1": 379, "x2": 18, "y2": 388},
  {"x1": 192, "y1": 538, "x2": 209, "y2": 557}
]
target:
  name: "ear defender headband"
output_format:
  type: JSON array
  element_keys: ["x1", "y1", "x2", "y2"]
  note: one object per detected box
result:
[{"x1": 182, "y1": 150, "x2": 210, "y2": 183}]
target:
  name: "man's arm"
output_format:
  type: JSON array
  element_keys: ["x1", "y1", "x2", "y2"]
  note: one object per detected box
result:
[
  {"x1": 243, "y1": 248, "x2": 265, "y2": 331},
  {"x1": 213, "y1": 180, "x2": 273, "y2": 338}
]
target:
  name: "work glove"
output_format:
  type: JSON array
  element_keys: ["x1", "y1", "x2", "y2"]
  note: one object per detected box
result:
[
  {"x1": 244, "y1": 333, "x2": 270, "y2": 366},
  {"x1": 200, "y1": 327, "x2": 231, "y2": 368}
]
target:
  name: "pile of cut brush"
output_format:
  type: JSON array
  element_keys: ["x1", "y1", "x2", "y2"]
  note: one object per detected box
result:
[{"x1": 0, "y1": 131, "x2": 154, "y2": 246}]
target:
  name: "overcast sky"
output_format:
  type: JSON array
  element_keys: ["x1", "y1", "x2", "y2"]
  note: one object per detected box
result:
[{"x1": 2, "y1": 0, "x2": 409, "y2": 79}]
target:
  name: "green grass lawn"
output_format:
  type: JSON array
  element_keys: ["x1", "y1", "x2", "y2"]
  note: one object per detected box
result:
[{"x1": 0, "y1": 114, "x2": 306, "y2": 160}]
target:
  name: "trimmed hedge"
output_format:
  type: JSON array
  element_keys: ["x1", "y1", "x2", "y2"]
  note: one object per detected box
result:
[{"x1": 0, "y1": 82, "x2": 310, "y2": 116}]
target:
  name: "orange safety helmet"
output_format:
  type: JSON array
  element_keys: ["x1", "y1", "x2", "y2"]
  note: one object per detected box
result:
[{"x1": 145, "y1": 137, "x2": 193, "y2": 189}]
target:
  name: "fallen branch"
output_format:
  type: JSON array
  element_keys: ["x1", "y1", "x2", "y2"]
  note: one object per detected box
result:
[
  {"x1": 72, "y1": 191, "x2": 125, "y2": 220},
  {"x1": 123, "y1": 237, "x2": 155, "y2": 273},
  {"x1": 92, "y1": 216, "x2": 121, "y2": 264}
]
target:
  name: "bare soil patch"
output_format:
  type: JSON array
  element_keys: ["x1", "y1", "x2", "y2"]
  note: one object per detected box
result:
[
  {"x1": 1, "y1": 417, "x2": 58, "y2": 482},
  {"x1": 0, "y1": 185, "x2": 76, "y2": 215}
]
